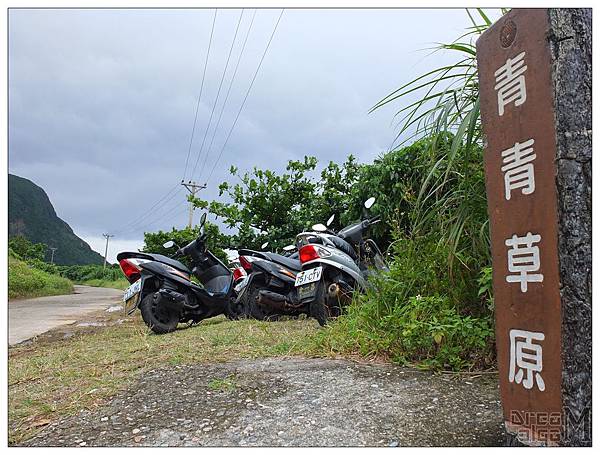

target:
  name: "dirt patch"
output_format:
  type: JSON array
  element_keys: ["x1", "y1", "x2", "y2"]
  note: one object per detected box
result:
[{"x1": 23, "y1": 358, "x2": 503, "y2": 447}]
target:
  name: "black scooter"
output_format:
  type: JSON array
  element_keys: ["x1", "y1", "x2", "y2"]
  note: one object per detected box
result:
[
  {"x1": 233, "y1": 245, "x2": 303, "y2": 320},
  {"x1": 117, "y1": 213, "x2": 235, "y2": 334}
]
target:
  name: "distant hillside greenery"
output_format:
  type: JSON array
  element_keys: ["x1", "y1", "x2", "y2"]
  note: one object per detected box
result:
[{"x1": 8, "y1": 174, "x2": 104, "y2": 265}]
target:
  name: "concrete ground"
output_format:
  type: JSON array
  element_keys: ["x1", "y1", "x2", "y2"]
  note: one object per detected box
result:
[
  {"x1": 24, "y1": 358, "x2": 504, "y2": 447},
  {"x1": 8, "y1": 285, "x2": 123, "y2": 345}
]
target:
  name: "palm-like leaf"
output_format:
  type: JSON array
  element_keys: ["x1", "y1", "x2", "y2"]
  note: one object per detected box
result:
[{"x1": 371, "y1": 8, "x2": 501, "y2": 272}]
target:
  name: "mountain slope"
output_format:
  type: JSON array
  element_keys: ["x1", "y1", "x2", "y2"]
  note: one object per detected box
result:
[{"x1": 8, "y1": 174, "x2": 104, "y2": 265}]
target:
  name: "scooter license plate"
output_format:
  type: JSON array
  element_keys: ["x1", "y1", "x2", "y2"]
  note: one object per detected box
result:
[
  {"x1": 123, "y1": 279, "x2": 142, "y2": 302},
  {"x1": 294, "y1": 266, "x2": 322, "y2": 287},
  {"x1": 124, "y1": 293, "x2": 140, "y2": 314},
  {"x1": 297, "y1": 281, "x2": 318, "y2": 300}
]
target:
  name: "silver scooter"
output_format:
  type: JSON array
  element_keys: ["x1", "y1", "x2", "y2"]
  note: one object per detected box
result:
[{"x1": 294, "y1": 197, "x2": 387, "y2": 325}]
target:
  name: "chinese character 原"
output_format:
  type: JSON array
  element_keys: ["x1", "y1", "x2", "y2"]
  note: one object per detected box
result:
[
  {"x1": 509, "y1": 329, "x2": 546, "y2": 391},
  {"x1": 505, "y1": 232, "x2": 544, "y2": 292},
  {"x1": 494, "y1": 51, "x2": 528, "y2": 116},
  {"x1": 501, "y1": 138, "x2": 536, "y2": 200}
]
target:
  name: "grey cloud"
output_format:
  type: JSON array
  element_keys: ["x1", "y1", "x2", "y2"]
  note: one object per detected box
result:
[{"x1": 9, "y1": 8, "x2": 497, "y2": 250}]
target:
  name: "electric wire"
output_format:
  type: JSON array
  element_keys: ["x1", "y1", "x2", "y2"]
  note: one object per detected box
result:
[
  {"x1": 197, "y1": 9, "x2": 257, "y2": 184},
  {"x1": 206, "y1": 9, "x2": 284, "y2": 185},
  {"x1": 142, "y1": 202, "x2": 189, "y2": 232},
  {"x1": 122, "y1": 200, "x2": 189, "y2": 237},
  {"x1": 115, "y1": 187, "x2": 184, "y2": 236},
  {"x1": 111, "y1": 182, "x2": 180, "y2": 236},
  {"x1": 182, "y1": 9, "x2": 218, "y2": 182},
  {"x1": 190, "y1": 9, "x2": 245, "y2": 180},
  {"x1": 111, "y1": 10, "x2": 216, "y2": 236}
]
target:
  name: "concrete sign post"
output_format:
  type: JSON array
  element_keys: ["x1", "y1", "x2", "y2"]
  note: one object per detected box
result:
[{"x1": 477, "y1": 9, "x2": 591, "y2": 446}]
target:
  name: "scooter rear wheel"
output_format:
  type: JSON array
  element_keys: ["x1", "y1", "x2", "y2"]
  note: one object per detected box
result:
[
  {"x1": 140, "y1": 293, "x2": 179, "y2": 334},
  {"x1": 244, "y1": 282, "x2": 276, "y2": 320},
  {"x1": 309, "y1": 279, "x2": 332, "y2": 326}
]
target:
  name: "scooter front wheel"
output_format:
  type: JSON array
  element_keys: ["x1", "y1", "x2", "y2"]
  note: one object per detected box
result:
[{"x1": 140, "y1": 293, "x2": 179, "y2": 334}]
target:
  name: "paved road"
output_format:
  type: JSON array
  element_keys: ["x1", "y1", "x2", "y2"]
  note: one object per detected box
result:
[{"x1": 8, "y1": 285, "x2": 124, "y2": 345}]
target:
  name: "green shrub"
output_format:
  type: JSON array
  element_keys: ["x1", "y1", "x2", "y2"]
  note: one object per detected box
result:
[
  {"x1": 312, "y1": 234, "x2": 495, "y2": 371},
  {"x1": 8, "y1": 256, "x2": 73, "y2": 300},
  {"x1": 57, "y1": 264, "x2": 123, "y2": 282}
]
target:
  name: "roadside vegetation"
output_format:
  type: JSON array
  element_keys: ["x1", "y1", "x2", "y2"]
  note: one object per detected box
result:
[
  {"x1": 57, "y1": 264, "x2": 129, "y2": 290},
  {"x1": 8, "y1": 237, "x2": 73, "y2": 300},
  {"x1": 8, "y1": 236, "x2": 128, "y2": 296},
  {"x1": 8, "y1": 252, "x2": 73, "y2": 300}
]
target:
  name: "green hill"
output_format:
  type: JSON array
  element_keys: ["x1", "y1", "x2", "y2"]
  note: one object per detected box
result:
[{"x1": 8, "y1": 174, "x2": 104, "y2": 265}]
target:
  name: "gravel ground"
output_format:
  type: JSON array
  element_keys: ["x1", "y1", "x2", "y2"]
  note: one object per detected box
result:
[{"x1": 25, "y1": 358, "x2": 503, "y2": 447}]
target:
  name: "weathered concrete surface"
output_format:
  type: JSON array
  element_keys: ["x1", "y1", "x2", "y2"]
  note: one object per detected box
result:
[
  {"x1": 549, "y1": 8, "x2": 592, "y2": 447},
  {"x1": 24, "y1": 358, "x2": 503, "y2": 447},
  {"x1": 8, "y1": 285, "x2": 123, "y2": 345}
]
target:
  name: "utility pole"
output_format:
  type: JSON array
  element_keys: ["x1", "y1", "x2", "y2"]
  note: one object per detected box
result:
[
  {"x1": 102, "y1": 233, "x2": 114, "y2": 271},
  {"x1": 181, "y1": 180, "x2": 206, "y2": 229},
  {"x1": 49, "y1": 247, "x2": 57, "y2": 265}
]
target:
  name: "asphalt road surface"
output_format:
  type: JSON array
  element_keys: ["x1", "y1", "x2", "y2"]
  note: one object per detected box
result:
[{"x1": 8, "y1": 285, "x2": 123, "y2": 345}]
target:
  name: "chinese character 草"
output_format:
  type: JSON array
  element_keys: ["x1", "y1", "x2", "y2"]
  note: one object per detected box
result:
[
  {"x1": 494, "y1": 51, "x2": 528, "y2": 116},
  {"x1": 509, "y1": 329, "x2": 546, "y2": 391},
  {"x1": 501, "y1": 138, "x2": 536, "y2": 200},
  {"x1": 505, "y1": 232, "x2": 544, "y2": 292}
]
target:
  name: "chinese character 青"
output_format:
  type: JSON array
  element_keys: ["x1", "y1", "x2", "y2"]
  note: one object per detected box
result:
[
  {"x1": 501, "y1": 138, "x2": 536, "y2": 200},
  {"x1": 505, "y1": 232, "x2": 544, "y2": 292},
  {"x1": 494, "y1": 51, "x2": 528, "y2": 116},
  {"x1": 509, "y1": 328, "x2": 546, "y2": 391}
]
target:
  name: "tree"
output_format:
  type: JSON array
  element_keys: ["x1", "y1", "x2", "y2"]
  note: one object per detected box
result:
[
  {"x1": 8, "y1": 235, "x2": 47, "y2": 261},
  {"x1": 193, "y1": 156, "x2": 363, "y2": 252}
]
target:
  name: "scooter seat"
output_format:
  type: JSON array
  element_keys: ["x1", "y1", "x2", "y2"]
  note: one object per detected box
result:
[
  {"x1": 263, "y1": 252, "x2": 302, "y2": 271},
  {"x1": 239, "y1": 249, "x2": 302, "y2": 272}
]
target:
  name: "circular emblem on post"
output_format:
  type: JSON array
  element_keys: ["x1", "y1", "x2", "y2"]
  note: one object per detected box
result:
[{"x1": 500, "y1": 20, "x2": 517, "y2": 48}]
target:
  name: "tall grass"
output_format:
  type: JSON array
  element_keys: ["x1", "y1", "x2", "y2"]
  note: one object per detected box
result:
[
  {"x1": 370, "y1": 8, "x2": 503, "y2": 269},
  {"x1": 314, "y1": 9, "x2": 505, "y2": 371}
]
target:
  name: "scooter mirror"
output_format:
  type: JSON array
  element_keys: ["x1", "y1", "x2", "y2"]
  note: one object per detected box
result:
[
  {"x1": 283, "y1": 244, "x2": 296, "y2": 251},
  {"x1": 364, "y1": 197, "x2": 376, "y2": 209},
  {"x1": 261, "y1": 241, "x2": 269, "y2": 250},
  {"x1": 326, "y1": 214, "x2": 335, "y2": 226},
  {"x1": 199, "y1": 212, "x2": 207, "y2": 227},
  {"x1": 312, "y1": 223, "x2": 327, "y2": 232},
  {"x1": 162, "y1": 241, "x2": 175, "y2": 249}
]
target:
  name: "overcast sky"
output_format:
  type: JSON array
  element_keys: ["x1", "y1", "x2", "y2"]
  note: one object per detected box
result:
[{"x1": 8, "y1": 8, "x2": 497, "y2": 261}]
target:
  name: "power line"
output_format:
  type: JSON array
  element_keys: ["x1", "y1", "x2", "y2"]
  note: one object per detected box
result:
[
  {"x1": 182, "y1": 9, "x2": 218, "y2": 182},
  {"x1": 113, "y1": 10, "x2": 217, "y2": 236},
  {"x1": 114, "y1": 187, "x2": 184, "y2": 236},
  {"x1": 142, "y1": 201, "x2": 189, "y2": 232},
  {"x1": 206, "y1": 9, "x2": 284, "y2": 185},
  {"x1": 190, "y1": 9, "x2": 245, "y2": 180},
  {"x1": 114, "y1": 10, "x2": 217, "y2": 236},
  {"x1": 197, "y1": 9, "x2": 257, "y2": 184},
  {"x1": 111, "y1": 182, "x2": 181, "y2": 236}
]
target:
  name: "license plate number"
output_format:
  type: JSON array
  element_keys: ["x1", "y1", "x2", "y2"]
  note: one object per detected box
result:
[
  {"x1": 295, "y1": 266, "x2": 322, "y2": 287},
  {"x1": 123, "y1": 279, "x2": 142, "y2": 302}
]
